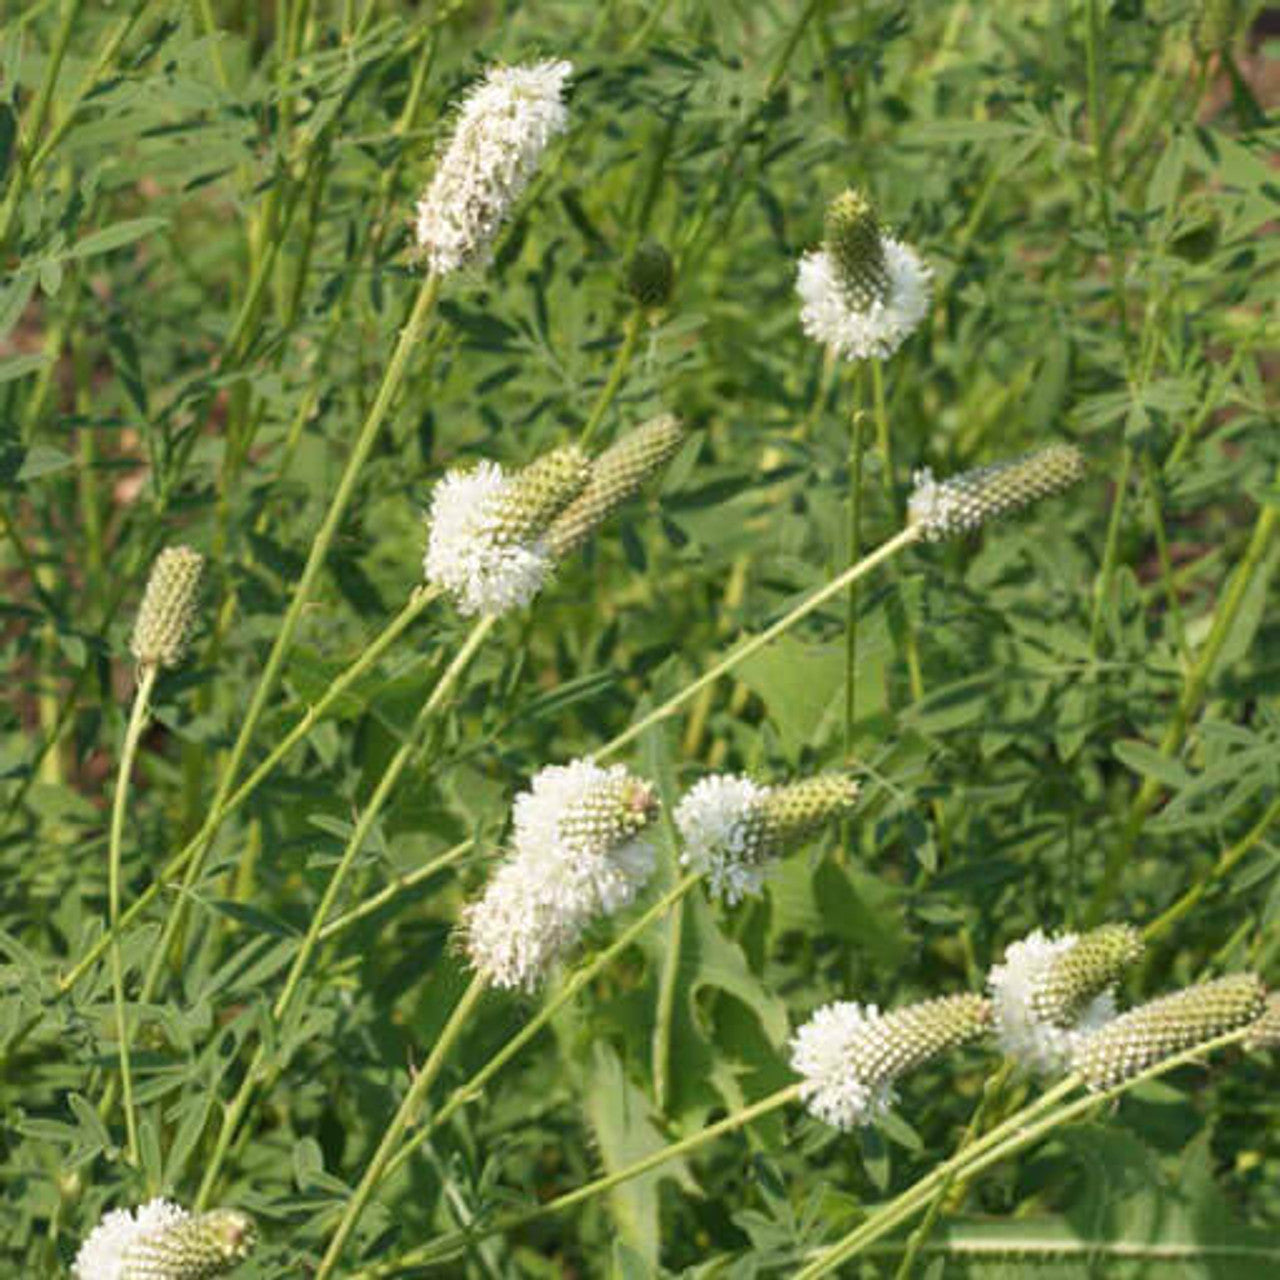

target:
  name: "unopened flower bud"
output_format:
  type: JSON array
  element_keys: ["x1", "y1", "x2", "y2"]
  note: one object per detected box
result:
[
  {"x1": 424, "y1": 445, "x2": 589, "y2": 617},
  {"x1": 464, "y1": 760, "x2": 659, "y2": 991},
  {"x1": 676, "y1": 773, "x2": 859, "y2": 903},
  {"x1": 1075, "y1": 973, "x2": 1266, "y2": 1092},
  {"x1": 791, "y1": 994, "x2": 993, "y2": 1130},
  {"x1": 415, "y1": 61, "x2": 572, "y2": 276},
  {"x1": 990, "y1": 925, "x2": 1143, "y2": 1074},
  {"x1": 626, "y1": 239, "x2": 675, "y2": 309},
  {"x1": 908, "y1": 443, "x2": 1086, "y2": 542},
  {"x1": 130, "y1": 546, "x2": 204, "y2": 670},
  {"x1": 75, "y1": 1200, "x2": 256, "y2": 1280},
  {"x1": 544, "y1": 414, "x2": 685, "y2": 561}
]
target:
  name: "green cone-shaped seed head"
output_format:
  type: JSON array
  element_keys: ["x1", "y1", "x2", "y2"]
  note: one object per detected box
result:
[
  {"x1": 1246, "y1": 992, "x2": 1280, "y2": 1050},
  {"x1": 1076, "y1": 972, "x2": 1266, "y2": 1092},
  {"x1": 123, "y1": 1208, "x2": 257, "y2": 1278},
  {"x1": 1033, "y1": 924, "x2": 1144, "y2": 1028},
  {"x1": 489, "y1": 445, "x2": 590, "y2": 547},
  {"x1": 908, "y1": 443, "x2": 1086, "y2": 542},
  {"x1": 856, "y1": 994, "x2": 994, "y2": 1087},
  {"x1": 130, "y1": 546, "x2": 205, "y2": 670},
  {"x1": 825, "y1": 189, "x2": 889, "y2": 312},
  {"x1": 758, "y1": 774, "x2": 860, "y2": 861},
  {"x1": 626, "y1": 239, "x2": 675, "y2": 309},
  {"x1": 544, "y1": 414, "x2": 685, "y2": 560}
]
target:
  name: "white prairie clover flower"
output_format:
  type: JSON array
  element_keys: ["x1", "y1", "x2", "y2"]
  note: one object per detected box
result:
[
  {"x1": 130, "y1": 546, "x2": 204, "y2": 670},
  {"x1": 676, "y1": 773, "x2": 859, "y2": 904},
  {"x1": 791, "y1": 994, "x2": 992, "y2": 1131},
  {"x1": 424, "y1": 445, "x2": 589, "y2": 616},
  {"x1": 908, "y1": 443, "x2": 1086, "y2": 542},
  {"x1": 74, "y1": 1200, "x2": 255, "y2": 1280},
  {"x1": 415, "y1": 60, "x2": 572, "y2": 275},
  {"x1": 989, "y1": 924, "x2": 1143, "y2": 1074},
  {"x1": 1075, "y1": 972, "x2": 1266, "y2": 1092},
  {"x1": 464, "y1": 760, "x2": 659, "y2": 990},
  {"x1": 796, "y1": 189, "x2": 931, "y2": 362}
]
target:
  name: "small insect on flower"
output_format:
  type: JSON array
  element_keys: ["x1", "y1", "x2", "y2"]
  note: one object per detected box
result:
[
  {"x1": 989, "y1": 925, "x2": 1143, "y2": 1075},
  {"x1": 1075, "y1": 972, "x2": 1267, "y2": 1092},
  {"x1": 908, "y1": 443, "x2": 1086, "y2": 542},
  {"x1": 424, "y1": 445, "x2": 589, "y2": 616},
  {"x1": 796, "y1": 188, "x2": 931, "y2": 362},
  {"x1": 74, "y1": 1200, "x2": 255, "y2": 1280},
  {"x1": 415, "y1": 60, "x2": 572, "y2": 276},
  {"x1": 676, "y1": 773, "x2": 859, "y2": 904},
  {"x1": 791, "y1": 994, "x2": 992, "y2": 1131},
  {"x1": 464, "y1": 760, "x2": 660, "y2": 991},
  {"x1": 130, "y1": 546, "x2": 204, "y2": 671}
]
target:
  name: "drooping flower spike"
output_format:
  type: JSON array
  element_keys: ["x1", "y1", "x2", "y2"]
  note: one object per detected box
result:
[
  {"x1": 989, "y1": 924, "x2": 1143, "y2": 1074},
  {"x1": 791, "y1": 994, "x2": 992, "y2": 1131},
  {"x1": 424, "y1": 444, "x2": 589, "y2": 616},
  {"x1": 74, "y1": 1200, "x2": 255, "y2": 1280},
  {"x1": 464, "y1": 760, "x2": 659, "y2": 991},
  {"x1": 676, "y1": 773, "x2": 859, "y2": 904},
  {"x1": 415, "y1": 60, "x2": 572, "y2": 276},
  {"x1": 908, "y1": 443, "x2": 1086, "y2": 542},
  {"x1": 130, "y1": 546, "x2": 204, "y2": 671},
  {"x1": 1074, "y1": 972, "x2": 1267, "y2": 1092},
  {"x1": 796, "y1": 188, "x2": 931, "y2": 362}
]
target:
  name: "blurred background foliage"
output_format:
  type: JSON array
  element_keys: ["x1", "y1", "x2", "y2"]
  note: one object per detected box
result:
[{"x1": 1, "y1": 0, "x2": 1277, "y2": 1274}]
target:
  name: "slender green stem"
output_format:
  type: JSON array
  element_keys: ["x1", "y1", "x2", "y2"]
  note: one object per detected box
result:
[
  {"x1": 364, "y1": 1083, "x2": 803, "y2": 1276},
  {"x1": 105, "y1": 664, "x2": 158, "y2": 1165},
  {"x1": 380, "y1": 873, "x2": 703, "y2": 1189},
  {"x1": 798, "y1": 1027, "x2": 1254, "y2": 1278},
  {"x1": 59, "y1": 586, "x2": 440, "y2": 995},
  {"x1": 1088, "y1": 444, "x2": 1134, "y2": 654},
  {"x1": 845, "y1": 397, "x2": 867, "y2": 756},
  {"x1": 0, "y1": 0, "x2": 85, "y2": 251},
  {"x1": 316, "y1": 976, "x2": 490, "y2": 1280},
  {"x1": 1089, "y1": 496, "x2": 1278, "y2": 921},
  {"x1": 579, "y1": 309, "x2": 644, "y2": 448},
  {"x1": 192, "y1": 617, "x2": 494, "y2": 1207},
  {"x1": 600, "y1": 525, "x2": 924, "y2": 759},
  {"x1": 651, "y1": 866, "x2": 685, "y2": 1113}
]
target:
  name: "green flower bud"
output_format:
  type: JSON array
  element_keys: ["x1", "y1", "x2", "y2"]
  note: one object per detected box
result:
[
  {"x1": 490, "y1": 444, "x2": 591, "y2": 546},
  {"x1": 1033, "y1": 924, "x2": 1144, "y2": 1028},
  {"x1": 544, "y1": 414, "x2": 685, "y2": 560},
  {"x1": 825, "y1": 189, "x2": 889, "y2": 312},
  {"x1": 130, "y1": 546, "x2": 204, "y2": 670},
  {"x1": 758, "y1": 774, "x2": 861, "y2": 861},
  {"x1": 626, "y1": 239, "x2": 675, "y2": 309},
  {"x1": 1075, "y1": 973, "x2": 1266, "y2": 1092},
  {"x1": 908, "y1": 444, "x2": 1086, "y2": 542}
]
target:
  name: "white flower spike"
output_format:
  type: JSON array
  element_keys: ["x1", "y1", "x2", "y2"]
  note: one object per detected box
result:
[
  {"x1": 415, "y1": 60, "x2": 572, "y2": 276},
  {"x1": 74, "y1": 1200, "x2": 255, "y2": 1280},
  {"x1": 796, "y1": 189, "x2": 931, "y2": 362}
]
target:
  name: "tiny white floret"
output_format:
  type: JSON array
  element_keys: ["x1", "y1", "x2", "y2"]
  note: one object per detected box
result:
[
  {"x1": 675, "y1": 774, "x2": 768, "y2": 904},
  {"x1": 790, "y1": 1002, "x2": 894, "y2": 1130},
  {"x1": 74, "y1": 1199, "x2": 188, "y2": 1280}
]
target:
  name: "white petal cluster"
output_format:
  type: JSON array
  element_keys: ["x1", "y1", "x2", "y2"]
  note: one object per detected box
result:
[
  {"x1": 415, "y1": 60, "x2": 572, "y2": 275},
  {"x1": 989, "y1": 930, "x2": 1115, "y2": 1075},
  {"x1": 789, "y1": 1002, "x2": 896, "y2": 1130},
  {"x1": 423, "y1": 462, "x2": 551, "y2": 616},
  {"x1": 675, "y1": 774, "x2": 768, "y2": 904},
  {"x1": 796, "y1": 239, "x2": 931, "y2": 362},
  {"x1": 465, "y1": 761, "x2": 656, "y2": 991},
  {"x1": 74, "y1": 1199, "x2": 188, "y2": 1280}
]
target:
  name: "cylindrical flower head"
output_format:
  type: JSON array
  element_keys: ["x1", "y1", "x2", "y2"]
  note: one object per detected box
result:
[
  {"x1": 908, "y1": 443, "x2": 1086, "y2": 542},
  {"x1": 130, "y1": 546, "x2": 204, "y2": 670},
  {"x1": 424, "y1": 445, "x2": 589, "y2": 616},
  {"x1": 626, "y1": 239, "x2": 675, "y2": 309},
  {"x1": 543, "y1": 414, "x2": 685, "y2": 561},
  {"x1": 989, "y1": 925, "x2": 1143, "y2": 1075},
  {"x1": 74, "y1": 1200, "x2": 255, "y2": 1280},
  {"x1": 791, "y1": 995, "x2": 993, "y2": 1131},
  {"x1": 676, "y1": 773, "x2": 859, "y2": 904},
  {"x1": 1245, "y1": 993, "x2": 1280, "y2": 1050},
  {"x1": 414, "y1": 60, "x2": 572, "y2": 275},
  {"x1": 464, "y1": 760, "x2": 659, "y2": 990},
  {"x1": 1075, "y1": 973, "x2": 1266, "y2": 1092},
  {"x1": 797, "y1": 189, "x2": 930, "y2": 362}
]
